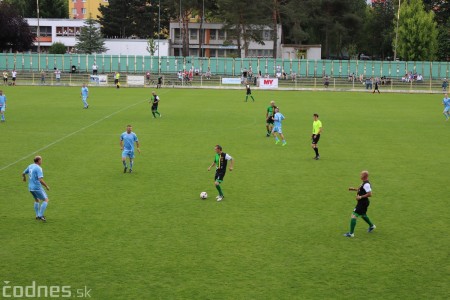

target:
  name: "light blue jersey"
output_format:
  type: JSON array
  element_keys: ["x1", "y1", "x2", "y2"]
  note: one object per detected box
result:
[
  {"x1": 23, "y1": 164, "x2": 44, "y2": 191},
  {"x1": 81, "y1": 87, "x2": 89, "y2": 98},
  {"x1": 121, "y1": 132, "x2": 138, "y2": 151},
  {"x1": 0, "y1": 95, "x2": 6, "y2": 107},
  {"x1": 443, "y1": 97, "x2": 450, "y2": 107},
  {"x1": 273, "y1": 112, "x2": 285, "y2": 128}
]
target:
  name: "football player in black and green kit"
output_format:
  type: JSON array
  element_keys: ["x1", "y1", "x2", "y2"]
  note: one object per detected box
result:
[
  {"x1": 344, "y1": 170, "x2": 376, "y2": 238},
  {"x1": 245, "y1": 84, "x2": 255, "y2": 102},
  {"x1": 207, "y1": 145, "x2": 234, "y2": 202},
  {"x1": 149, "y1": 91, "x2": 161, "y2": 118},
  {"x1": 265, "y1": 101, "x2": 277, "y2": 137}
]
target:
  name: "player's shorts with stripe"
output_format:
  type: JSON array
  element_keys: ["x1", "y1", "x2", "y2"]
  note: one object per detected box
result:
[
  {"x1": 30, "y1": 189, "x2": 48, "y2": 200},
  {"x1": 272, "y1": 126, "x2": 282, "y2": 134},
  {"x1": 444, "y1": 106, "x2": 450, "y2": 112},
  {"x1": 122, "y1": 150, "x2": 135, "y2": 159},
  {"x1": 312, "y1": 134, "x2": 321, "y2": 144},
  {"x1": 215, "y1": 171, "x2": 226, "y2": 182},
  {"x1": 353, "y1": 199, "x2": 370, "y2": 216},
  {"x1": 0, "y1": 106, "x2": 5, "y2": 112}
]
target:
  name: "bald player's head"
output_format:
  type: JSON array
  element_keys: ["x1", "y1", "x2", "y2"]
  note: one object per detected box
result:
[{"x1": 360, "y1": 170, "x2": 369, "y2": 180}]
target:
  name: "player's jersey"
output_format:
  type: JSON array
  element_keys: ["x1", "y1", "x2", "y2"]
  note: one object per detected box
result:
[
  {"x1": 214, "y1": 152, "x2": 232, "y2": 173},
  {"x1": 312, "y1": 120, "x2": 322, "y2": 134},
  {"x1": 357, "y1": 180, "x2": 372, "y2": 201},
  {"x1": 115, "y1": 73, "x2": 120, "y2": 80},
  {"x1": 2, "y1": 72, "x2": 7, "y2": 79},
  {"x1": 443, "y1": 97, "x2": 450, "y2": 107},
  {"x1": 81, "y1": 87, "x2": 89, "y2": 97},
  {"x1": 12, "y1": 71, "x2": 17, "y2": 78},
  {"x1": 121, "y1": 132, "x2": 138, "y2": 151},
  {"x1": 267, "y1": 106, "x2": 276, "y2": 117},
  {"x1": 0, "y1": 95, "x2": 6, "y2": 107},
  {"x1": 23, "y1": 164, "x2": 44, "y2": 191},
  {"x1": 273, "y1": 112, "x2": 285, "y2": 127},
  {"x1": 152, "y1": 95, "x2": 160, "y2": 106}
]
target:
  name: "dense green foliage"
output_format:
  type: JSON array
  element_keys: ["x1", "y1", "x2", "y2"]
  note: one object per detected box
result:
[
  {"x1": 48, "y1": 42, "x2": 67, "y2": 54},
  {"x1": 0, "y1": 2, "x2": 34, "y2": 52},
  {"x1": 1, "y1": 86, "x2": 449, "y2": 299},
  {"x1": 75, "y1": 17, "x2": 107, "y2": 54},
  {"x1": 4, "y1": 0, "x2": 68, "y2": 18}
]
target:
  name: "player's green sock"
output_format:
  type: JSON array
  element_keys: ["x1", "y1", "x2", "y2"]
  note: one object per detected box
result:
[
  {"x1": 155, "y1": 111, "x2": 160, "y2": 116},
  {"x1": 362, "y1": 215, "x2": 373, "y2": 226},
  {"x1": 152, "y1": 112, "x2": 156, "y2": 118},
  {"x1": 350, "y1": 218, "x2": 357, "y2": 234},
  {"x1": 216, "y1": 185, "x2": 223, "y2": 196},
  {"x1": 251, "y1": 96, "x2": 255, "y2": 102},
  {"x1": 245, "y1": 96, "x2": 248, "y2": 102}
]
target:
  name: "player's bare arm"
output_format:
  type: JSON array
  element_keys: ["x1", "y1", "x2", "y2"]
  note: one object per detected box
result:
[
  {"x1": 22, "y1": 173, "x2": 27, "y2": 182},
  {"x1": 348, "y1": 187, "x2": 358, "y2": 191},
  {"x1": 356, "y1": 191, "x2": 372, "y2": 200},
  {"x1": 136, "y1": 141, "x2": 141, "y2": 153},
  {"x1": 229, "y1": 159, "x2": 234, "y2": 171},
  {"x1": 120, "y1": 140, "x2": 124, "y2": 150},
  {"x1": 39, "y1": 178, "x2": 50, "y2": 191},
  {"x1": 207, "y1": 162, "x2": 216, "y2": 171}
]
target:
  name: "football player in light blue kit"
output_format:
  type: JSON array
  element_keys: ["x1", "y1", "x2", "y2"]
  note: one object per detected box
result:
[
  {"x1": 271, "y1": 107, "x2": 287, "y2": 146},
  {"x1": 442, "y1": 93, "x2": 450, "y2": 121},
  {"x1": 0, "y1": 90, "x2": 6, "y2": 122},
  {"x1": 120, "y1": 124, "x2": 140, "y2": 173},
  {"x1": 81, "y1": 83, "x2": 89, "y2": 109},
  {"x1": 22, "y1": 156, "x2": 51, "y2": 221}
]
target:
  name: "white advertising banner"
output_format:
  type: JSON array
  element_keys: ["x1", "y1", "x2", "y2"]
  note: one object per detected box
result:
[
  {"x1": 90, "y1": 75, "x2": 108, "y2": 86},
  {"x1": 221, "y1": 78, "x2": 242, "y2": 84},
  {"x1": 259, "y1": 78, "x2": 278, "y2": 89},
  {"x1": 127, "y1": 75, "x2": 145, "y2": 86}
]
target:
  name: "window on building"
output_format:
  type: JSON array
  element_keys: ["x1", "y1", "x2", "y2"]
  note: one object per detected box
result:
[
  {"x1": 82, "y1": 8, "x2": 87, "y2": 14},
  {"x1": 218, "y1": 49, "x2": 225, "y2": 57},
  {"x1": 174, "y1": 28, "x2": 181, "y2": 39},
  {"x1": 218, "y1": 29, "x2": 226, "y2": 40},
  {"x1": 190, "y1": 29, "x2": 198, "y2": 40},
  {"x1": 263, "y1": 30, "x2": 271, "y2": 41},
  {"x1": 82, "y1": 0, "x2": 87, "y2": 2},
  {"x1": 72, "y1": 8, "x2": 77, "y2": 16},
  {"x1": 210, "y1": 29, "x2": 216, "y2": 40},
  {"x1": 72, "y1": 0, "x2": 76, "y2": 2}
]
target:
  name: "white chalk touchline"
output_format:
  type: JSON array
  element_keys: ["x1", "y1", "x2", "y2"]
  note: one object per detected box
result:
[{"x1": 1, "y1": 99, "x2": 146, "y2": 172}]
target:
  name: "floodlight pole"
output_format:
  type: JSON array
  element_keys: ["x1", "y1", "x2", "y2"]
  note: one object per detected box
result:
[
  {"x1": 158, "y1": 0, "x2": 161, "y2": 74},
  {"x1": 393, "y1": 0, "x2": 401, "y2": 61},
  {"x1": 37, "y1": 0, "x2": 41, "y2": 71}
]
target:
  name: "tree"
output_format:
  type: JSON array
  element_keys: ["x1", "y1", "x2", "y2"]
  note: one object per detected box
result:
[
  {"x1": 146, "y1": 38, "x2": 158, "y2": 56},
  {"x1": 4, "y1": 0, "x2": 68, "y2": 18},
  {"x1": 75, "y1": 17, "x2": 107, "y2": 54},
  {"x1": 0, "y1": 2, "x2": 34, "y2": 52},
  {"x1": 49, "y1": 42, "x2": 66, "y2": 54},
  {"x1": 397, "y1": 0, "x2": 439, "y2": 61}
]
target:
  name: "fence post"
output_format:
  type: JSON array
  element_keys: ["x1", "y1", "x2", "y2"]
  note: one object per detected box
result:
[{"x1": 333, "y1": 78, "x2": 336, "y2": 89}]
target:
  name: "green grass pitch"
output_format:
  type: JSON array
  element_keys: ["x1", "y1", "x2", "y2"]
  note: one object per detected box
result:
[{"x1": 0, "y1": 86, "x2": 449, "y2": 299}]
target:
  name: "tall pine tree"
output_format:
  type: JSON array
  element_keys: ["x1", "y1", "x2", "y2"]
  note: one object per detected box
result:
[{"x1": 75, "y1": 17, "x2": 107, "y2": 54}]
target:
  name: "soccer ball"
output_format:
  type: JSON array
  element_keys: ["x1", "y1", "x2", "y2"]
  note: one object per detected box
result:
[{"x1": 200, "y1": 192, "x2": 208, "y2": 199}]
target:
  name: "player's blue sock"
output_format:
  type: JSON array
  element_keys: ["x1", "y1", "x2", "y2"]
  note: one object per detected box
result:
[
  {"x1": 130, "y1": 160, "x2": 133, "y2": 170},
  {"x1": 282, "y1": 139, "x2": 286, "y2": 143},
  {"x1": 275, "y1": 136, "x2": 279, "y2": 141},
  {"x1": 34, "y1": 202, "x2": 39, "y2": 216},
  {"x1": 122, "y1": 160, "x2": 127, "y2": 167},
  {"x1": 39, "y1": 202, "x2": 48, "y2": 217}
]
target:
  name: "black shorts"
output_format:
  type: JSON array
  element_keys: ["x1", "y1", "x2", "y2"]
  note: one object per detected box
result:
[
  {"x1": 114, "y1": 79, "x2": 119, "y2": 84},
  {"x1": 353, "y1": 199, "x2": 370, "y2": 216},
  {"x1": 247, "y1": 91, "x2": 251, "y2": 95},
  {"x1": 12, "y1": 77, "x2": 16, "y2": 82},
  {"x1": 215, "y1": 171, "x2": 226, "y2": 182},
  {"x1": 151, "y1": 105, "x2": 158, "y2": 111},
  {"x1": 312, "y1": 134, "x2": 321, "y2": 144},
  {"x1": 93, "y1": 70, "x2": 98, "y2": 75},
  {"x1": 266, "y1": 117, "x2": 274, "y2": 124},
  {"x1": 3, "y1": 78, "x2": 7, "y2": 82}
]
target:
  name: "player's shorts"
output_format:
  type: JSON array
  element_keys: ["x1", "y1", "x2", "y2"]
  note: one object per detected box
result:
[
  {"x1": 12, "y1": 77, "x2": 16, "y2": 82},
  {"x1": 151, "y1": 105, "x2": 158, "y2": 111},
  {"x1": 215, "y1": 171, "x2": 226, "y2": 182},
  {"x1": 353, "y1": 198, "x2": 370, "y2": 216},
  {"x1": 0, "y1": 106, "x2": 5, "y2": 112},
  {"x1": 122, "y1": 150, "x2": 135, "y2": 159},
  {"x1": 272, "y1": 126, "x2": 282, "y2": 134},
  {"x1": 312, "y1": 134, "x2": 321, "y2": 144},
  {"x1": 266, "y1": 117, "x2": 274, "y2": 124},
  {"x1": 82, "y1": 96, "x2": 88, "y2": 102},
  {"x1": 246, "y1": 91, "x2": 251, "y2": 95},
  {"x1": 444, "y1": 106, "x2": 450, "y2": 112},
  {"x1": 30, "y1": 189, "x2": 48, "y2": 201},
  {"x1": 114, "y1": 79, "x2": 119, "y2": 84},
  {"x1": 3, "y1": 78, "x2": 7, "y2": 82}
]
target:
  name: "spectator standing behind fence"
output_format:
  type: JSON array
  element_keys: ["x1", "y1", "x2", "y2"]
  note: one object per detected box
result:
[
  {"x1": 55, "y1": 69, "x2": 61, "y2": 83},
  {"x1": 442, "y1": 78, "x2": 448, "y2": 92},
  {"x1": 40, "y1": 70, "x2": 46, "y2": 84},
  {"x1": 3, "y1": 71, "x2": 8, "y2": 85},
  {"x1": 12, "y1": 70, "x2": 17, "y2": 86},
  {"x1": 324, "y1": 75, "x2": 329, "y2": 88},
  {"x1": 92, "y1": 63, "x2": 98, "y2": 75},
  {"x1": 114, "y1": 72, "x2": 120, "y2": 89}
]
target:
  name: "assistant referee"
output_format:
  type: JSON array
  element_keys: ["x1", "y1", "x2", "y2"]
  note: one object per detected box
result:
[{"x1": 311, "y1": 113, "x2": 322, "y2": 160}]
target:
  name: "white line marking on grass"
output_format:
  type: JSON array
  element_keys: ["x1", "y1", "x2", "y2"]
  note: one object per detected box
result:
[{"x1": 0, "y1": 99, "x2": 147, "y2": 172}]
